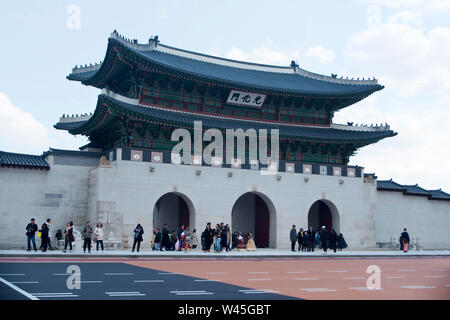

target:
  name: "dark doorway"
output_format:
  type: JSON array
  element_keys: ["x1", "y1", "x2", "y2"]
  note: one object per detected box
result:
[
  {"x1": 307, "y1": 200, "x2": 335, "y2": 232},
  {"x1": 232, "y1": 192, "x2": 271, "y2": 248},
  {"x1": 153, "y1": 193, "x2": 193, "y2": 231}
]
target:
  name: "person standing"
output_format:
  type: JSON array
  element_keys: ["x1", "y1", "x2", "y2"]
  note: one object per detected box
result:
[
  {"x1": 94, "y1": 222, "x2": 104, "y2": 252},
  {"x1": 221, "y1": 223, "x2": 228, "y2": 252},
  {"x1": 63, "y1": 222, "x2": 74, "y2": 253},
  {"x1": 191, "y1": 229, "x2": 198, "y2": 249},
  {"x1": 177, "y1": 225, "x2": 184, "y2": 252},
  {"x1": 183, "y1": 226, "x2": 191, "y2": 251},
  {"x1": 132, "y1": 224, "x2": 144, "y2": 253},
  {"x1": 154, "y1": 228, "x2": 162, "y2": 251},
  {"x1": 290, "y1": 225, "x2": 297, "y2": 252},
  {"x1": 246, "y1": 232, "x2": 256, "y2": 251},
  {"x1": 329, "y1": 229, "x2": 338, "y2": 253},
  {"x1": 44, "y1": 219, "x2": 53, "y2": 250},
  {"x1": 307, "y1": 226, "x2": 316, "y2": 252},
  {"x1": 226, "y1": 225, "x2": 231, "y2": 251},
  {"x1": 25, "y1": 218, "x2": 38, "y2": 252},
  {"x1": 297, "y1": 228, "x2": 304, "y2": 252},
  {"x1": 202, "y1": 223, "x2": 213, "y2": 252},
  {"x1": 320, "y1": 226, "x2": 329, "y2": 253},
  {"x1": 400, "y1": 228, "x2": 410, "y2": 253},
  {"x1": 161, "y1": 224, "x2": 169, "y2": 251},
  {"x1": 82, "y1": 221, "x2": 93, "y2": 253},
  {"x1": 338, "y1": 233, "x2": 348, "y2": 251},
  {"x1": 40, "y1": 221, "x2": 49, "y2": 252}
]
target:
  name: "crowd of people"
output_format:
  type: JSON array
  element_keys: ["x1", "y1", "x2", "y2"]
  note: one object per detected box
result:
[
  {"x1": 25, "y1": 217, "x2": 411, "y2": 254},
  {"x1": 289, "y1": 225, "x2": 348, "y2": 253}
]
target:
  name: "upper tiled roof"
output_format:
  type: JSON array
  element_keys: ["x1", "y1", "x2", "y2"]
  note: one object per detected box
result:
[
  {"x1": 55, "y1": 92, "x2": 397, "y2": 144},
  {"x1": 42, "y1": 148, "x2": 103, "y2": 158},
  {"x1": 377, "y1": 179, "x2": 450, "y2": 201},
  {"x1": 67, "y1": 31, "x2": 383, "y2": 96},
  {"x1": 0, "y1": 151, "x2": 49, "y2": 170}
]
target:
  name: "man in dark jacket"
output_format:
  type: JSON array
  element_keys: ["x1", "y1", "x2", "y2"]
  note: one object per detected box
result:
[
  {"x1": 82, "y1": 221, "x2": 93, "y2": 253},
  {"x1": 202, "y1": 223, "x2": 213, "y2": 252},
  {"x1": 161, "y1": 224, "x2": 169, "y2": 251},
  {"x1": 290, "y1": 225, "x2": 297, "y2": 252},
  {"x1": 319, "y1": 226, "x2": 329, "y2": 252},
  {"x1": 307, "y1": 226, "x2": 316, "y2": 252},
  {"x1": 329, "y1": 229, "x2": 338, "y2": 253},
  {"x1": 26, "y1": 218, "x2": 38, "y2": 252}
]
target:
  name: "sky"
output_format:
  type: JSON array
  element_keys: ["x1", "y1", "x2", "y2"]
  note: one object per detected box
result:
[{"x1": 0, "y1": 0, "x2": 449, "y2": 191}]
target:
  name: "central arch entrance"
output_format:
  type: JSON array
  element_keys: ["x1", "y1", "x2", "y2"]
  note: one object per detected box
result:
[
  {"x1": 152, "y1": 193, "x2": 195, "y2": 232},
  {"x1": 307, "y1": 199, "x2": 340, "y2": 232},
  {"x1": 231, "y1": 192, "x2": 276, "y2": 248}
]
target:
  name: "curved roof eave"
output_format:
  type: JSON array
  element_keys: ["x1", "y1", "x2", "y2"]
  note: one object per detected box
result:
[{"x1": 67, "y1": 34, "x2": 383, "y2": 97}]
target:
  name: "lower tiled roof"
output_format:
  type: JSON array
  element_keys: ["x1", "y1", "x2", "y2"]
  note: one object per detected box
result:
[
  {"x1": 377, "y1": 179, "x2": 450, "y2": 201},
  {"x1": 0, "y1": 151, "x2": 49, "y2": 170}
]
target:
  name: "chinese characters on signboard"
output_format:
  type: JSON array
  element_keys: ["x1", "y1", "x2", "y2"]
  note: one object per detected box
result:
[{"x1": 226, "y1": 90, "x2": 266, "y2": 108}]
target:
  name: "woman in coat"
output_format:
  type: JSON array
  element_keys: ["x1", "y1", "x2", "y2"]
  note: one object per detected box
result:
[
  {"x1": 94, "y1": 222, "x2": 104, "y2": 252},
  {"x1": 132, "y1": 224, "x2": 144, "y2": 253},
  {"x1": 246, "y1": 232, "x2": 256, "y2": 251},
  {"x1": 191, "y1": 229, "x2": 198, "y2": 249},
  {"x1": 329, "y1": 229, "x2": 338, "y2": 253},
  {"x1": 63, "y1": 222, "x2": 74, "y2": 253}
]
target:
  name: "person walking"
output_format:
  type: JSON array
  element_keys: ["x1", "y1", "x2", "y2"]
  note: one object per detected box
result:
[
  {"x1": 320, "y1": 226, "x2": 329, "y2": 253},
  {"x1": 338, "y1": 233, "x2": 348, "y2": 251},
  {"x1": 82, "y1": 221, "x2": 93, "y2": 253},
  {"x1": 94, "y1": 222, "x2": 104, "y2": 252},
  {"x1": 40, "y1": 221, "x2": 50, "y2": 252},
  {"x1": 25, "y1": 218, "x2": 38, "y2": 252},
  {"x1": 307, "y1": 226, "x2": 316, "y2": 252},
  {"x1": 400, "y1": 228, "x2": 410, "y2": 253},
  {"x1": 191, "y1": 229, "x2": 198, "y2": 249},
  {"x1": 290, "y1": 225, "x2": 297, "y2": 252},
  {"x1": 63, "y1": 222, "x2": 74, "y2": 253},
  {"x1": 132, "y1": 224, "x2": 144, "y2": 253},
  {"x1": 161, "y1": 224, "x2": 170, "y2": 251},
  {"x1": 329, "y1": 229, "x2": 338, "y2": 253},
  {"x1": 297, "y1": 228, "x2": 304, "y2": 252},
  {"x1": 177, "y1": 224, "x2": 184, "y2": 252},
  {"x1": 183, "y1": 226, "x2": 191, "y2": 251}
]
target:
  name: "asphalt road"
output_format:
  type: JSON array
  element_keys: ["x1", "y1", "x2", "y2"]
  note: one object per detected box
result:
[{"x1": 0, "y1": 262, "x2": 295, "y2": 300}]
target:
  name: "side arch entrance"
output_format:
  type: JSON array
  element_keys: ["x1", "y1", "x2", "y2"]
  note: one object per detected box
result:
[
  {"x1": 307, "y1": 199, "x2": 340, "y2": 232},
  {"x1": 231, "y1": 192, "x2": 276, "y2": 248},
  {"x1": 152, "y1": 192, "x2": 195, "y2": 231}
]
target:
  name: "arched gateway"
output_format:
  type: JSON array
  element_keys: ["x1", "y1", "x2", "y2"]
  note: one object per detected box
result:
[
  {"x1": 152, "y1": 192, "x2": 195, "y2": 232},
  {"x1": 231, "y1": 192, "x2": 276, "y2": 248},
  {"x1": 307, "y1": 199, "x2": 340, "y2": 232}
]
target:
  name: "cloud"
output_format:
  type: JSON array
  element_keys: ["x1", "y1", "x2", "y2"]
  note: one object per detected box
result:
[
  {"x1": 225, "y1": 46, "x2": 294, "y2": 66},
  {"x1": 355, "y1": 0, "x2": 450, "y2": 12},
  {"x1": 158, "y1": 8, "x2": 169, "y2": 20},
  {"x1": 305, "y1": 46, "x2": 335, "y2": 64},
  {"x1": 0, "y1": 92, "x2": 87, "y2": 155},
  {"x1": 345, "y1": 21, "x2": 450, "y2": 97}
]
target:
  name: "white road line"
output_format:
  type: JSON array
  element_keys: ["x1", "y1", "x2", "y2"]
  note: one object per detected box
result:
[
  {"x1": 34, "y1": 295, "x2": 78, "y2": 298},
  {"x1": 349, "y1": 287, "x2": 383, "y2": 291},
  {"x1": 400, "y1": 285, "x2": 436, "y2": 289},
  {"x1": 10, "y1": 281, "x2": 40, "y2": 284},
  {"x1": 158, "y1": 272, "x2": 181, "y2": 275},
  {"x1": 248, "y1": 272, "x2": 269, "y2": 274},
  {"x1": 53, "y1": 273, "x2": 81, "y2": 276},
  {"x1": 174, "y1": 292, "x2": 214, "y2": 295},
  {"x1": 344, "y1": 277, "x2": 365, "y2": 280},
  {"x1": 0, "y1": 277, "x2": 39, "y2": 300},
  {"x1": 295, "y1": 278, "x2": 319, "y2": 281},
  {"x1": 327, "y1": 270, "x2": 348, "y2": 273},
  {"x1": 206, "y1": 272, "x2": 227, "y2": 275},
  {"x1": 105, "y1": 291, "x2": 140, "y2": 294},
  {"x1": 398, "y1": 270, "x2": 416, "y2": 272},
  {"x1": 445, "y1": 284, "x2": 450, "y2": 287},
  {"x1": 75, "y1": 281, "x2": 103, "y2": 283},
  {"x1": 239, "y1": 289, "x2": 280, "y2": 294},
  {"x1": 432, "y1": 269, "x2": 447, "y2": 272},
  {"x1": 104, "y1": 273, "x2": 134, "y2": 276},
  {"x1": 386, "y1": 276, "x2": 405, "y2": 279},
  {"x1": 170, "y1": 290, "x2": 207, "y2": 293},
  {"x1": 108, "y1": 293, "x2": 146, "y2": 297},
  {"x1": 0, "y1": 274, "x2": 25, "y2": 276},
  {"x1": 287, "y1": 271, "x2": 308, "y2": 274},
  {"x1": 424, "y1": 275, "x2": 446, "y2": 278},
  {"x1": 248, "y1": 278, "x2": 271, "y2": 281},
  {"x1": 134, "y1": 280, "x2": 165, "y2": 283},
  {"x1": 30, "y1": 292, "x2": 74, "y2": 295},
  {"x1": 301, "y1": 288, "x2": 336, "y2": 292},
  {"x1": 194, "y1": 279, "x2": 221, "y2": 282}
]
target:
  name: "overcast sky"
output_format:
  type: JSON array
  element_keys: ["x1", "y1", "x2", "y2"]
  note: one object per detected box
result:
[{"x1": 1, "y1": 0, "x2": 449, "y2": 191}]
